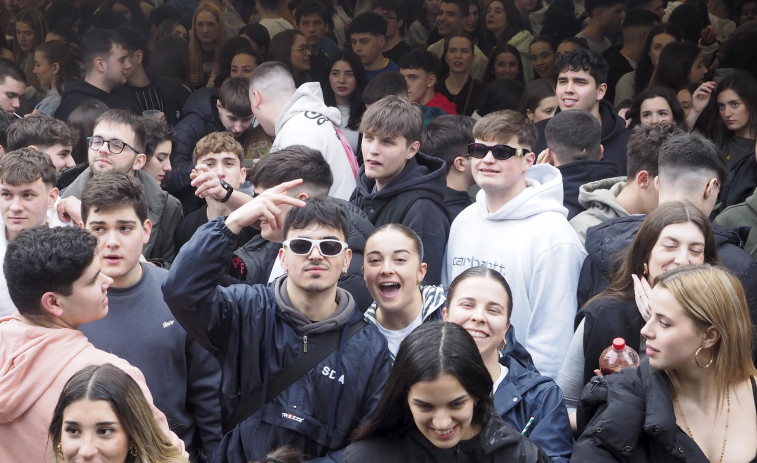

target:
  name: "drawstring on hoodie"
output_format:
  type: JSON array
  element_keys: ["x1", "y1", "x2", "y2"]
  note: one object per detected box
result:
[{"x1": 326, "y1": 323, "x2": 350, "y2": 438}]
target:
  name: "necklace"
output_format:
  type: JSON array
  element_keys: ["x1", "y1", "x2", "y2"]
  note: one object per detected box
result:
[{"x1": 675, "y1": 386, "x2": 730, "y2": 463}]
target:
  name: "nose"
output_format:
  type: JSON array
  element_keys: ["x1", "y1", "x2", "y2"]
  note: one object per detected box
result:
[
  {"x1": 104, "y1": 230, "x2": 119, "y2": 248},
  {"x1": 640, "y1": 317, "x2": 654, "y2": 340},
  {"x1": 100, "y1": 272, "x2": 114, "y2": 289},
  {"x1": 11, "y1": 97, "x2": 19, "y2": 110},
  {"x1": 673, "y1": 248, "x2": 691, "y2": 265},
  {"x1": 98, "y1": 141, "x2": 111, "y2": 155},
  {"x1": 651, "y1": 113, "x2": 661, "y2": 124},
  {"x1": 338, "y1": 73, "x2": 346, "y2": 83},
  {"x1": 78, "y1": 433, "x2": 98, "y2": 458},
  {"x1": 9, "y1": 195, "x2": 22, "y2": 211},
  {"x1": 162, "y1": 159, "x2": 172, "y2": 172},
  {"x1": 307, "y1": 243, "x2": 324, "y2": 260},
  {"x1": 432, "y1": 409, "x2": 452, "y2": 430},
  {"x1": 65, "y1": 156, "x2": 75, "y2": 169},
  {"x1": 482, "y1": 149, "x2": 496, "y2": 162},
  {"x1": 379, "y1": 258, "x2": 394, "y2": 274}
]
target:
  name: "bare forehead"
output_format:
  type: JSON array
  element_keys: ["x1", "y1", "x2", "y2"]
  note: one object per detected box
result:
[{"x1": 93, "y1": 120, "x2": 136, "y2": 143}]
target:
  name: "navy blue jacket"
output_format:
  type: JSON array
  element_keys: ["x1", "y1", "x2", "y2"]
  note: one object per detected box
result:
[
  {"x1": 495, "y1": 356, "x2": 574, "y2": 463},
  {"x1": 350, "y1": 152, "x2": 450, "y2": 285},
  {"x1": 162, "y1": 218, "x2": 393, "y2": 463}
]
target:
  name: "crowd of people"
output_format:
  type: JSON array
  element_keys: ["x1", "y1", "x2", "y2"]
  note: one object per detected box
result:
[{"x1": 0, "y1": 0, "x2": 756, "y2": 461}]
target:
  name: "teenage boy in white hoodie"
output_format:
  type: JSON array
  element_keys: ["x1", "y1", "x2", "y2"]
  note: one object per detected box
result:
[{"x1": 442, "y1": 110, "x2": 586, "y2": 380}]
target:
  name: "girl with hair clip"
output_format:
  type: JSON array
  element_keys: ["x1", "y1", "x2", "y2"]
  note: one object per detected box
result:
[
  {"x1": 438, "y1": 32, "x2": 485, "y2": 116},
  {"x1": 269, "y1": 30, "x2": 311, "y2": 87},
  {"x1": 188, "y1": 2, "x2": 226, "y2": 89},
  {"x1": 442, "y1": 267, "x2": 574, "y2": 463},
  {"x1": 484, "y1": 44, "x2": 524, "y2": 84},
  {"x1": 322, "y1": 51, "x2": 367, "y2": 155},
  {"x1": 557, "y1": 201, "x2": 719, "y2": 432},
  {"x1": 518, "y1": 78, "x2": 557, "y2": 124},
  {"x1": 573, "y1": 264, "x2": 757, "y2": 462},
  {"x1": 49, "y1": 364, "x2": 189, "y2": 463},
  {"x1": 33, "y1": 40, "x2": 79, "y2": 116},
  {"x1": 713, "y1": 71, "x2": 757, "y2": 168},
  {"x1": 14, "y1": 7, "x2": 47, "y2": 92},
  {"x1": 614, "y1": 23, "x2": 684, "y2": 108},
  {"x1": 362, "y1": 224, "x2": 446, "y2": 360},
  {"x1": 343, "y1": 321, "x2": 549, "y2": 462},
  {"x1": 625, "y1": 86, "x2": 687, "y2": 129}
]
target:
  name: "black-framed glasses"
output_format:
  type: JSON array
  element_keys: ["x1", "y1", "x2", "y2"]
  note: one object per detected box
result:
[
  {"x1": 283, "y1": 238, "x2": 348, "y2": 257},
  {"x1": 467, "y1": 142, "x2": 529, "y2": 160},
  {"x1": 87, "y1": 136, "x2": 139, "y2": 155}
]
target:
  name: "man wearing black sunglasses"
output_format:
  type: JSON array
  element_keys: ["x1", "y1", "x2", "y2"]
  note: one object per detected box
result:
[
  {"x1": 163, "y1": 187, "x2": 392, "y2": 463},
  {"x1": 442, "y1": 110, "x2": 587, "y2": 381}
]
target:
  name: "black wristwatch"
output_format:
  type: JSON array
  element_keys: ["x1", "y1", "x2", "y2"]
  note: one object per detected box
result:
[{"x1": 218, "y1": 180, "x2": 233, "y2": 203}]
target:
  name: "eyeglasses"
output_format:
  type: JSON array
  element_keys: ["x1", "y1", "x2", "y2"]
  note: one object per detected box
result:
[
  {"x1": 291, "y1": 46, "x2": 311, "y2": 54},
  {"x1": 88, "y1": 136, "x2": 139, "y2": 155},
  {"x1": 283, "y1": 238, "x2": 348, "y2": 257},
  {"x1": 467, "y1": 142, "x2": 529, "y2": 160}
]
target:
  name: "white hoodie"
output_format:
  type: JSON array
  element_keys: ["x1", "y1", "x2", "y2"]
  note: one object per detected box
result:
[
  {"x1": 272, "y1": 83, "x2": 358, "y2": 200},
  {"x1": 442, "y1": 164, "x2": 587, "y2": 379}
]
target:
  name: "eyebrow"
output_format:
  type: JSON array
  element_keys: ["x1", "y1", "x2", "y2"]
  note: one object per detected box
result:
[
  {"x1": 63, "y1": 420, "x2": 118, "y2": 426},
  {"x1": 411, "y1": 394, "x2": 469, "y2": 406}
]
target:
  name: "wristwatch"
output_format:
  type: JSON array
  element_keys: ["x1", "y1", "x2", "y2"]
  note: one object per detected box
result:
[{"x1": 218, "y1": 180, "x2": 233, "y2": 203}]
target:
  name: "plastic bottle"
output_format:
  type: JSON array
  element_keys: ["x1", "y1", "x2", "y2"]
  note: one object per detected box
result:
[{"x1": 599, "y1": 338, "x2": 640, "y2": 375}]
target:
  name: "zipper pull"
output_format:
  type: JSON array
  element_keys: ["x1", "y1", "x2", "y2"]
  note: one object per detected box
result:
[{"x1": 303, "y1": 335, "x2": 308, "y2": 353}]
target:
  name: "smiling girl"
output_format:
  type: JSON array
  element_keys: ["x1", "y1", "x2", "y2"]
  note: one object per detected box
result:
[
  {"x1": 438, "y1": 32, "x2": 484, "y2": 116},
  {"x1": 343, "y1": 321, "x2": 549, "y2": 462}
]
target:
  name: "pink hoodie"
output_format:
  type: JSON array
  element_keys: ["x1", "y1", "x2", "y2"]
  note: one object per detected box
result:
[{"x1": 0, "y1": 316, "x2": 185, "y2": 462}]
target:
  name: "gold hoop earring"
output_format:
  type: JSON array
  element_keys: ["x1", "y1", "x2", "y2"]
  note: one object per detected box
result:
[
  {"x1": 129, "y1": 445, "x2": 139, "y2": 457},
  {"x1": 498, "y1": 339, "x2": 507, "y2": 350},
  {"x1": 694, "y1": 346, "x2": 713, "y2": 368},
  {"x1": 57, "y1": 443, "x2": 63, "y2": 459},
  {"x1": 643, "y1": 263, "x2": 649, "y2": 276}
]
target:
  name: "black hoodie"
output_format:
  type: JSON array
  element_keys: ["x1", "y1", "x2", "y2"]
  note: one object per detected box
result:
[
  {"x1": 54, "y1": 78, "x2": 141, "y2": 121},
  {"x1": 350, "y1": 152, "x2": 450, "y2": 285}
]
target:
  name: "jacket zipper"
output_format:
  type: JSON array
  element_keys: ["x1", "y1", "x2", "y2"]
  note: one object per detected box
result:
[{"x1": 303, "y1": 335, "x2": 308, "y2": 353}]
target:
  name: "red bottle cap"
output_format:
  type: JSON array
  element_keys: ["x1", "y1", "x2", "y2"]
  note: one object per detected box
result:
[{"x1": 612, "y1": 338, "x2": 626, "y2": 350}]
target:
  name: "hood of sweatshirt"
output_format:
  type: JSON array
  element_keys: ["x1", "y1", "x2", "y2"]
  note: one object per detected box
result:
[
  {"x1": 353, "y1": 152, "x2": 447, "y2": 207},
  {"x1": 598, "y1": 99, "x2": 628, "y2": 144},
  {"x1": 475, "y1": 164, "x2": 568, "y2": 220},
  {"x1": 0, "y1": 318, "x2": 91, "y2": 422},
  {"x1": 275, "y1": 82, "x2": 341, "y2": 134},
  {"x1": 577, "y1": 176, "x2": 628, "y2": 211},
  {"x1": 180, "y1": 87, "x2": 220, "y2": 125},
  {"x1": 60, "y1": 78, "x2": 111, "y2": 99}
]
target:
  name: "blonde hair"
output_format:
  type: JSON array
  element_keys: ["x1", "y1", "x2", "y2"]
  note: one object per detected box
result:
[
  {"x1": 193, "y1": 131, "x2": 244, "y2": 164},
  {"x1": 655, "y1": 264, "x2": 757, "y2": 407},
  {"x1": 189, "y1": 2, "x2": 226, "y2": 80}
]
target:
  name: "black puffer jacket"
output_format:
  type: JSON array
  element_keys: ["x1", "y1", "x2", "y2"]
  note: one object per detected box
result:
[
  {"x1": 343, "y1": 413, "x2": 550, "y2": 463},
  {"x1": 350, "y1": 152, "x2": 450, "y2": 285},
  {"x1": 572, "y1": 359, "x2": 714, "y2": 462}
]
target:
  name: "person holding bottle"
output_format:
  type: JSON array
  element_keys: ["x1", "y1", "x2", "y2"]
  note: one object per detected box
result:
[
  {"x1": 572, "y1": 264, "x2": 757, "y2": 462},
  {"x1": 557, "y1": 201, "x2": 720, "y2": 430}
]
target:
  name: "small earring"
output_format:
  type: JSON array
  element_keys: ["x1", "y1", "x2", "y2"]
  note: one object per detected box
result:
[
  {"x1": 643, "y1": 263, "x2": 649, "y2": 276},
  {"x1": 129, "y1": 445, "x2": 139, "y2": 457},
  {"x1": 498, "y1": 339, "x2": 507, "y2": 350},
  {"x1": 57, "y1": 443, "x2": 63, "y2": 459}
]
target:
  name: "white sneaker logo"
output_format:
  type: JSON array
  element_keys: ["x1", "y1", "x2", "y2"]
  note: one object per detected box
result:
[{"x1": 163, "y1": 320, "x2": 175, "y2": 328}]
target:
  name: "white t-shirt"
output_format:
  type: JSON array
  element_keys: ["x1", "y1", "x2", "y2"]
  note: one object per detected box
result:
[{"x1": 375, "y1": 309, "x2": 424, "y2": 357}]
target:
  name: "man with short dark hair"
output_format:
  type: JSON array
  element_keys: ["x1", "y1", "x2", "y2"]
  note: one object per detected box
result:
[
  {"x1": 0, "y1": 226, "x2": 184, "y2": 462},
  {"x1": 61, "y1": 109, "x2": 183, "y2": 263},
  {"x1": 348, "y1": 13, "x2": 400, "y2": 80},
  {"x1": 163, "y1": 194, "x2": 392, "y2": 463},
  {"x1": 399, "y1": 50, "x2": 456, "y2": 115},
  {"x1": 576, "y1": 0, "x2": 626, "y2": 53},
  {"x1": 372, "y1": 0, "x2": 412, "y2": 63},
  {"x1": 534, "y1": 49, "x2": 630, "y2": 175},
  {"x1": 55, "y1": 29, "x2": 141, "y2": 120},
  {"x1": 79, "y1": 172, "x2": 222, "y2": 462},
  {"x1": 257, "y1": 0, "x2": 294, "y2": 39},
  {"x1": 542, "y1": 109, "x2": 616, "y2": 219},
  {"x1": 295, "y1": 0, "x2": 338, "y2": 84},
  {"x1": 0, "y1": 57, "x2": 26, "y2": 115},
  {"x1": 421, "y1": 114, "x2": 475, "y2": 220}
]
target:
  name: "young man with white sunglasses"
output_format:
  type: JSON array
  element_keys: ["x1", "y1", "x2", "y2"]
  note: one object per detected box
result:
[
  {"x1": 163, "y1": 189, "x2": 392, "y2": 463},
  {"x1": 441, "y1": 109, "x2": 586, "y2": 381}
]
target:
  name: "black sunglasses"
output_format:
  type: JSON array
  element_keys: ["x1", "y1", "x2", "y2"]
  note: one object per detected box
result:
[
  {"x1": 283, "y1": 238, "x2": 348, "y2": 257},
  {"x1": 467, "y1": 143, "x2": 529, "y2": 160}
]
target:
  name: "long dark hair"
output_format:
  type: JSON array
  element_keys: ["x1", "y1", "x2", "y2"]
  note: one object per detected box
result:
[
  {"x1": 626, "y1": 86, "x2": 687, "y2": 129},
  {"x1": 322, "y1": 51, "x2": 367, "y2": 131},
  {"x1": 36, "y1": 40, "x2": 79, "y2": 93},
  {"x1": 633, "y1": 23, "x2": 684, "y2": 97},
  {"x1": 350, "y1": 321, "x2": 495, "y2": 442},
  {"x1": 714, "y1": 71, "x2": 757, "y2": 144},
  {"x1": 588, "y1": 201, "x2": 719, "y2": 305},
  {"x1": 649, "y1": 41, "x2": 701, "y2": 92},
  {"x1": 484, "y1": 44, "x2": 524, "y2": 84}
]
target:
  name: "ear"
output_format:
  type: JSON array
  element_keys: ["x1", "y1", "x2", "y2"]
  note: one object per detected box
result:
[
  {"x1": 406, "y1": 140, "x2": 420, "y2": 159},
  {"x1": 636, "y1": 170, "x2": 650, "y2": 189},
  {"x1": 132, "y1": 153, "x2": 147, "y2": 171},
  {"x1": 142, "y1": 218, "x2": 152, "y2": 244},
  {"x1": 442, "y1": 306, "x2": 448, "y2": 320},
  {"x1": 295, "y1": 191, "x2": 310, "y2": 200},
  {"x1": 596, "y1": 82, "x2": 607, "y2": 101},
  {"x1": 278, "y1": 247, "x2": 287, "y2": 271},
  {"x1": 95, "y1": 56, "x2": 106, "y2": 73},
  {"x1": 525, "y1": 108, "x2": 534, "y2": 122},
  {"x1": 341, "y1": 248, "x2": 353, "y2": 274},
  {"x1": 51, "y1": 61, "x2": 60, "y2": 75},
  {"x1": 702, "y1": 324, "x2": 721, "y2": 349},
  {"x1": 452, "y1": 155, "x2": 468, "y2": 173},
  {"x1": 598, "y1": 144, "x2": 604, "y2": 161},
  {"x1": 654, "y1": 175, "x2": 659, "y2": 192},
  {"x1": 416, "y1": 261, "x2": 428, "y2": 284},
  {"x1": 378, "y1": 35, "x2": 386, "y2": 48},
  {"x1": 524, "y1": 150, "x2": 536, "y2": 168},
  {"x1": 427, "y1": 73, "x2": 437, "y2": 88},
  {"x1": 47, "y1": 187, "x2": 59, "y2": 209},
  {"x1": 704, "y1": 178, "x2": 719, "y2": 200},
  {"x1": 250, "y1": 90, "x2": 263, "y2": 109},
  {"x1": 133, "y1": 50, "x2": 144, "y2": 65},
  {"x1": 216, "y1": 100, "x2": 223, "y2": 112},
  {"x1": 40, "y1": 291, "x2": 64, "y2": 319}
]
